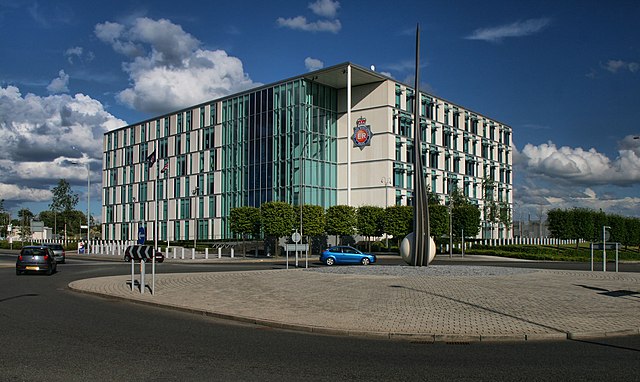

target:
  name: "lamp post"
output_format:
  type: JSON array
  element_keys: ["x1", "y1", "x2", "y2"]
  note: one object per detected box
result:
[
  {"x1": 603, "y1": 225, "x2": 609, "y2": 271},
  {"x1": 381, "y1": 177, "x2": 391, "y2": 248},
  {"x1": 448, "y1": 200, "x2": 453, "y2": 258},
  {"x1": 192, "y1": 187, "x2": 199, "y2": 252},
  {"x1": 298, "y1": 132, "x2": 311, "y2": 268},
  {"x1": 71, "y1": 147, "x2": 90, "y2": 254},
  {"x1": 131, "y1": 197, "x2": 136, "y2": 242}
]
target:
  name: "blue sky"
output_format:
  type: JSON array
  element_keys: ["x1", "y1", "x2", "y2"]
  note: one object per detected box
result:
[{"x1": 1, "y1": 0, "x2": 639, "y2": 223}]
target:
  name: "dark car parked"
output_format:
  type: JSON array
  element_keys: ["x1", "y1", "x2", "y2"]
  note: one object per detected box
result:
[
  {"x1": 44, "y1": 243, "x2": 66, "y2": 264},
  {"x1": 123, "y1": 245, "x2": 164, "y2": 263},
  {"x1": 320, "y1": 245, "x2": 376, "y2": 266},
  {"x1": 16, "y1": 246, "x2": 58, "y2": 275}
]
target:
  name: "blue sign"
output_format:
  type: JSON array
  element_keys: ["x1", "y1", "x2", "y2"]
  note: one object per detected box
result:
[{"x1": 137, "y1": 226, "x2": 146, "y2": 244}]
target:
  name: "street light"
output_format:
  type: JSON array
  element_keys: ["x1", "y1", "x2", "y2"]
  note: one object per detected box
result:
[
  {"x1": 192, "y1": 187, "x2": 199, "y2": 252},
  {"x1": 447, "y1": 199, "x2": 453, "y2": 258},
  {"x1": 381, "y1": 177, "x2": 392, "y2": 248},
  {"x1": 603, "y1": 225, "x2": 611, "y2": 272},
  {"x1": 71, "y1": 147, "x2": 90, "y2": 254}
]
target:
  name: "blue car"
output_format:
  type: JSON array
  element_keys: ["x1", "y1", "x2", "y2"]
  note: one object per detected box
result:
[{"x1": 320, "y1": 246, "x2": 376, "y2": 266}]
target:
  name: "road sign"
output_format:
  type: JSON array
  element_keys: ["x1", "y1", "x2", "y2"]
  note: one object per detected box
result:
[
  {"x1": 284, "y1": 244, "x2": 308, "y2": 252},
  {"x1": 592, "y1": 242, "x2": 618, "y2": 250},
  {"x1": 30, "y1": 221, "x2": 44, "y2": 232},
  {"x1": 291, "y1": 232, "x2": 301, "y2": 243},
  {"x1": 138, "y1": 226, "x2": 146, "y2": 244}
]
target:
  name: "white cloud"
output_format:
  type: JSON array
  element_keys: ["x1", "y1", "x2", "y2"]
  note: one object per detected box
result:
[
  {"x1": 304, "y1": 57, "x2": 324, "y2": 72},
  {"x1": 95, "y1": 17, "x2": 259, "y2": 114},
  {"x1": 276, "y1": 16, "x2": 341, "y2": 33},
  {"x1": 603, "y1": 60, "x2": 639, "y2": 74},
  {"x1": 0, "y1": 85, "x2": 126, "y2": 203},
  {"x1": 0, "y1": 183, "x2": 51, "y2": 203},
  {"x1": 277, "y1": 0, "x2": 341, "y2": 34},
  {"x1": 519, "y1": 140, "x2": 640, "y2": 186},
  {"x1": 64, "y1": 46, "x2": 94, "y2": 64},
  {"x1": 309, "y1": 0, "x2": 340, "y2": 18},
  {"x1": 466, "y1": 18, "x2": 551, "y2": 43},
  {"x1": 47, "y1": 70, "x2": 69, "y2": 93}
]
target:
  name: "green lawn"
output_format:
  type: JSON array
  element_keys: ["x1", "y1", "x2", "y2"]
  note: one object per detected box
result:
[{"x1": 465, "y1": 243, "x2": 640, "y2": 262}]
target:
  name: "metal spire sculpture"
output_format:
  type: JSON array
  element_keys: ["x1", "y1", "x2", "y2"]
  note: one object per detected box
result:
[{"x1": 412, "y1": 23, "x2": 431, "y2": 266}]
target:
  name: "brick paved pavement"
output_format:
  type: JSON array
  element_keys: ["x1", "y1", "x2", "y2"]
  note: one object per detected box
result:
[{"x1": 69, "y1": 266, "x2": 640, "y2": 342}]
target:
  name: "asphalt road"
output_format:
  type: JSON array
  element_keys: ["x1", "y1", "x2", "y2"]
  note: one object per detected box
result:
[{"x1": 1, "y1": 254, "x2": 639, "y2": 381}]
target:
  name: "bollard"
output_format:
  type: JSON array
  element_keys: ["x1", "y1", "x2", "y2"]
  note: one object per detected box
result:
[
  {"x1": 192, "y1": 248, "x2": 195, "y2": 260},
  {"x1": 230, "y1": 247, "x2": 234, "y2": 258},
  {"x1": 173, "y1": 247, "x2": 177, "y2": 259},
  {"x1": 205, "y1": 248, "x2": 209, "y2": 260},
  {"x1": 218, "y1": 247, "x2": 222, "y2": 258},
  {"x1": 181, "y1": 247, "x2": 185, "y2": 260}
]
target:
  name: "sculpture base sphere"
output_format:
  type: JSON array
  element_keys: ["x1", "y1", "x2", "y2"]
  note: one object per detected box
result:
[{"x1": 400, "y1": 232, "x2": 436, "y2": 265}]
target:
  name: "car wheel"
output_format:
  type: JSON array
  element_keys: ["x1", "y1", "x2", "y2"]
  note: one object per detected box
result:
[
  {"x1": 361, "y1": 257, "x2": 370, "y2": 265},
  {"x1": 47, "y1": 267, "x2": 53, "y2": 276},
  {"x1": 325, "y1": 257, "x2": 335, "y2": 266}
]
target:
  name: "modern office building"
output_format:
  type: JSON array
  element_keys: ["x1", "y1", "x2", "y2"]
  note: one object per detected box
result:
[{"x1": 102, "y1": 62, "x2": 513, "y2": 242}]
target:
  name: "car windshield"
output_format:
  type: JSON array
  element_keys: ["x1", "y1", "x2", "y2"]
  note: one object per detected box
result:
[{"x1": 23, "y1": 249, "x2": 46, "y2": 256}]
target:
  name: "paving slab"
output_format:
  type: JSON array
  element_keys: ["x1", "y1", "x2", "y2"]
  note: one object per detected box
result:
[{"x1": 68, "y1": 266, "x2": 640, "y2": 342}]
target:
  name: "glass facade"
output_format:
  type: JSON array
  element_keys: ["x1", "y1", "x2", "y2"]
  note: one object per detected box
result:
[{"x1": 220, "y1": 79, "x2": 338, "y2": 237}]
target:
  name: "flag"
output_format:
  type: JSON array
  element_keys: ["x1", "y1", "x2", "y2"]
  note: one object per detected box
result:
[
  {"x1": 161, "y1": 161, "x2": 169, "y2": 174},
  {"x1": 146, "y1": 151, "x2": 156, "y2": 167}
]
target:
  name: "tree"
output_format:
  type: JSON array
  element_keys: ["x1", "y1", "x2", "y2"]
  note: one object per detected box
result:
[
  {"x1": 229, "y1": 206, "x2": 261, "y2": 257},
  {"x1": 573, "y1": 208, "x2": 595, "y2": 246},
  {"x1": 294, "y1": 204, "x2": 326, "y2": 255},
  {"x1": 260, "y1": 201, "x2": 294, "y2": 257},
  {"x1": 453, "y1": 204, "x2": 481, "y2": 239},
  {"x1": 0, "y1": 199, "x2": 8, "y2": 239},
  {"x1": 498, "y1": 202, "x2": 512, "y2": 235},
  {"x1": 356, "y1": 206, "x2": 385, "y2": 251},
  {"x1": 326, "y1": 205, "x2": 356, "y2": 245},
  {"x1": 482, "y1": 177, "x2": 499, "y2": 238},
  {"x1": 448, "y1": 189, "x2": 481, "y2": 240},
  {"x1": 50, "y1": 179, "x2": 79, "y2": 237},
  {"x1": 607, "y1": 214, "x2": 627, "y2": 246},
  {"x1": 384, "y1": 205, "x2": 413, "y2": 247},
  {"x1": 294, "y1": 204, "x2": 326, "y2": 237},
  {"x1": 428, "y1": 204, "x2": 449, "y2": 239},
  {"x1": 18, "y1": 208, "x2": 34, "y2": 242}
]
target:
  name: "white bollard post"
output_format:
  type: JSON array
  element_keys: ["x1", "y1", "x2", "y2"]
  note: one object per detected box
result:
[
  {"x1": 191, "y1": 248, "x2": 195, "y2": 260},
  {"x1": 181, "y1": 247, "x2": 185, "y2": 260},
  {"x1": 205, "y1": 248, "x2": 209, "y2": 260},
  {"x1": 231, "y1": 247, "x2": 234, "y2": 258},
  {"x1": 166, "y1": 247, "x2": 170, "y2": 259},
  {"x1": 218, "y1": 247, "x2": 222, "y2": 258},
  {"x1": 173, "y1": 247, "x2": 177, "y2": 259}
]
